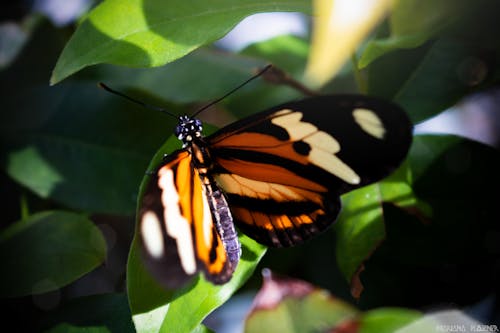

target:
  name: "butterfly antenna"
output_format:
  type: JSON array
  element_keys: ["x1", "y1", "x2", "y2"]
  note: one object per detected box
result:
[
  {"x1": 98, "y1": 82, "x2": 177, "y2": 118},
  {"x1": 191, "y1": 64, "x2": 273, "y2": 118}
]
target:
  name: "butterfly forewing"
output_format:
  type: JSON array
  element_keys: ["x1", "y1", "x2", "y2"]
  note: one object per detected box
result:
[
  {"x1": 208, "y1": 95, "x2": 412, "y2": 247},
  {"x1": 139, "y1": 150, "x2": 233, "y2": 288}
]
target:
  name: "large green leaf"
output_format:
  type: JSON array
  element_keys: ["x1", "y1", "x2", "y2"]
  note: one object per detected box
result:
[
  {"x1": 51, "y1": 0, "x2": 311, "y2": 84},
  {"x1": 0, "y1": 211, "x2": 106, "y2": 297},
  {"x1": 335, "y1": 184, "x2": 386, "y2": 286},
  {"x1": 334, "y1": 163, "x2": 417, "y2": 287}
]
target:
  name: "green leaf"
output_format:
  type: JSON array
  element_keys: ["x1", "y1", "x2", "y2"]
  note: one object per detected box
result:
[
  {"x1": 244, "y1": 272, "x2": 422, "y2": 333},
  {"x1": 160, "y1": 234, "x2": 265, "y2": 332},
  {"x1": 335, "y1": 184, "x2": 386, "y2": 284},
  {"x1": 229, "y1": 35, "x2": 318, "y2": 117},
  {"x1": 333, "y1": 133, "x2": 500, "y2": 293},
  {"x1": 245, "y1": 271, "x2": 359, "y2": 333},
  {"x1": 89, "y1": 48, "x2": 268, "y2": 105},
  {"x1": 128, "y1": 232, "x2": 266, "y2": 333},
  {"x1": 192, "y1": 325, "x2": 215, "y2": 333},
  {"x1": 241, "y1": 35, "x2": 309, "y2": 77},
  {"x1": 127, "y1": 235, "x2": 175, "y2": 317},
  {"x1": 393, "y1": 39, "x2": 496, "y2": 123},
  {"x1": 364, "y1": 0, "x2": 500, "y2": 123},
  {"x1": 246, "y1": 291, "x2": 357, "y2": 332},
  {"x1": 356, "y1": 134, "x2": 500, "y2": 306},
  {"x1": 41, "y1": 293, "x2": 134, "y2": 333},
  {"x1": 1, "y1": 82, "x2": 174, "y2": 215},
  {"x1": 359, "y1": 308, "x2": 422, "y2": 333},
  {"x1": 359, "y1": 0, "x2": 469, "y2": 67},
  {"x1": 51, "y1": 0, "x2": 311, "y2": 84},
  {"x1": 368, "y1": 37, "x2": 497, "y2": 123},
  {"x1": 378, "y1": 163, "x2": 416, "y2": 208},
  {"x1": 0, "y1": 22, "x2": 182, "y2": 215},
  {"x1": 0, "y1": 211, "x2": 106, "y2": 297},
  {"x1": 334, "y1": 161, "x2": 423, "y2": 287}
]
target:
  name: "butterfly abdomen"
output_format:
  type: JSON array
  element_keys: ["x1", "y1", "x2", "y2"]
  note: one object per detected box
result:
[{"x1": 203, "y1": 184, "x2": 241, "y2": 267}]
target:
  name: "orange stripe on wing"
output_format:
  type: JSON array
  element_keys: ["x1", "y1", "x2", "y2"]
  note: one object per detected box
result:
[
  {"x1": 192, "y1": 177, "x2": 228, "y2": 275},
  {"x1": 175, "y1": 156, "x2": 194, "y2": 223},
  {"x1": 231, "y1": 206, "x2": 321, "y2": 230},
  {"x1": 212, "y1": 132, "x2": 311, "y2": 165},
  {"x1": 216, "y1": 158, "x2": 327, "y2": 193},
  {"x1": 252, "y1": 211, "x2": 274, "y2": 230}
]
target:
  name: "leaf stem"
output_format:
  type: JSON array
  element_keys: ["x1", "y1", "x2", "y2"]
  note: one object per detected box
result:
[
  {"x1": 20, "y1": 193, "x2": 29, "y2": 220},
  {"x1": 351, "y1": 53, "x2": 368, "y2": 94}
]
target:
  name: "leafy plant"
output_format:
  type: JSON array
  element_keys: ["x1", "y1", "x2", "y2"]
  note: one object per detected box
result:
[{"x1": 1, "y1": 0, "x2": 499, "y2": 332}]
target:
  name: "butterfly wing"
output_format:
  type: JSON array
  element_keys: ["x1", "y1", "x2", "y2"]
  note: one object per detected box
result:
[
  {"x1": 138, "y1": 150, "x2": 233, "y2": 288},
  {"x1": 207, "y1": 94, "x2": 412, "y2": 247}
]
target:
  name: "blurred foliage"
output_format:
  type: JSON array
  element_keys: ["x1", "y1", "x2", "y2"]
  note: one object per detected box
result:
[
  {"x1": 0, "y1": 0, "x2": 499, "y2": 332},
  {"x1": 244, "y1": 270, "x2": 422, "y2": 333}
]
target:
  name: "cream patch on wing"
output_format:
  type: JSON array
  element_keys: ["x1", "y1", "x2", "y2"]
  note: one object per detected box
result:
[
  {"x1": 353, "y1": 108, "x2": 385, "y2": 139},
  {"x1": 141, "y1": 211, "x2": 164, "y2": 258},
  {"x1": 272, "y1": 110, "x2": 317, "y2": 138},
  {"x1": 157, "y1": 167, "x2": 196, "y2": 274},
  {"x1": 272, "y1": 110, "x2": 360, "y2": 185}
]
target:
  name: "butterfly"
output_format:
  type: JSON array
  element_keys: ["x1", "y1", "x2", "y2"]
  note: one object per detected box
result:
[{"x1": 138, "y1": 91, "x2": 412, "y2": 289}]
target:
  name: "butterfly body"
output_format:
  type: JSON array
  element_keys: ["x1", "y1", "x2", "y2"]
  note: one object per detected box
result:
[{"x1": 138, "y1": 94, "x2": 412, "y2": 288}]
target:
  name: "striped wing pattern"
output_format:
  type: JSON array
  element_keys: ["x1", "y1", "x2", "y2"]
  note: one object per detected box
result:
[{"x1": 208, "y1": 95, "x2": 412, "y2": 247}]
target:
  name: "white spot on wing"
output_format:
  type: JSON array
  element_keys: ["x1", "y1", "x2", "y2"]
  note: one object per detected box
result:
[
  {"x1": 141, "y1": 211, "x2": 164, "y2": 258},
  {"x1": 158, "y1": 167, "x2": 196, "y2": 275},
  {"x1": 353, "y1": 108, "x2": 386, "y2": 139}
]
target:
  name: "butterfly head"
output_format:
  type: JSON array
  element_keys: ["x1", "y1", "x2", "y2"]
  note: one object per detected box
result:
[{"x1": 175, "y1": 115, "x2": 203, "y2": 145}]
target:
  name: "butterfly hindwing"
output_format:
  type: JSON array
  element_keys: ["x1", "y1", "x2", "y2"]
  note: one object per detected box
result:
[
  {"x1": 139, "y1": 150, "x2": 233, "y2": 288},
  {"x1": 208, "y1": 94, "x2": 412, "y2": 247}
]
